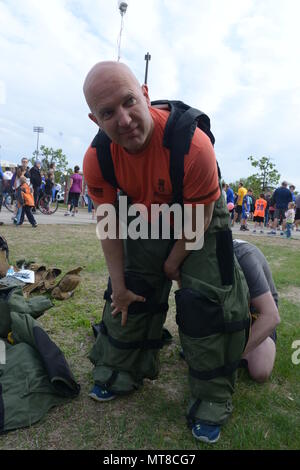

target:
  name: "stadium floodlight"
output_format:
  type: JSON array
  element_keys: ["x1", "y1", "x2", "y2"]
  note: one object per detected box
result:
[{"x1": 33, "y1": 126, "x2": 44, "y2": 158}]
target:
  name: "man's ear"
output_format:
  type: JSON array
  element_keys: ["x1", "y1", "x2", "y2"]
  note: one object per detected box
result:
[
  {"x1": 141, "y1": 85, "x2": 151, "y2": 106},
  {"x1": 88, "y1": 113, "x2": 99, "y2": 126}
]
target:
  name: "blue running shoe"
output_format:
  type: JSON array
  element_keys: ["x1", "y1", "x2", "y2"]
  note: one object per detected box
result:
[
  {"x1": 192, "y1": 422, "x2": 221, "y2": 444},
  {"x1": 88, "y1": 384, "x2": 116, "y2": 402}
]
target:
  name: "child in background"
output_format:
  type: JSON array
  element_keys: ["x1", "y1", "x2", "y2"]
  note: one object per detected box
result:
[
  {"x1": 253, "y1": 193, "x2": 267, "y2": 233},
  {"x1": 285, "y1": 202, "x2": 295, "y2": 239},
  {"x1": 17, "y1": 176, "x2": 37, "y2": 227}
]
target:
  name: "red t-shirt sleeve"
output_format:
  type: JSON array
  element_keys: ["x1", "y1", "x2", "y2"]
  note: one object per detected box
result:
[
  {"x1": 183, "y1": 129, "x2": 220, "y2": 205},
  {"x1": 83, "y1": 146, "x2": 117, "y2": 205}
]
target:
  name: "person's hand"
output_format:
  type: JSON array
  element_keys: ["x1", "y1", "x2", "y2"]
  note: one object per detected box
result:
[
  {"x1": 111, "y1": 289, "x2": 146, "y2": 327},
  {"x1": 164, "y1": 260, "x2": 181, "y2": 282}
]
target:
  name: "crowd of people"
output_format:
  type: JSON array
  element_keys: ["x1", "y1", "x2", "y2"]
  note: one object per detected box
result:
[
  {"x1": 0, "y1": 159, "x2": 88, "y2": 224},
  {"x1": 223, "y1": 181, "x2": 299, "y2": 239},
  {"x1": 0, "y1": 157, "x2": 58, "y2": 227}
]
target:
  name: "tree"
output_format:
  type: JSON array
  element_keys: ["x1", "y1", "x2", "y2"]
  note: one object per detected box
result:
[
  {"x1": 230, "y1": 175, "x2": 261, "y2": 197},
  {"x1": 31, "y1": 146, "x2": 71, "y2": 183},
  {"x1": 248, "y1": 156, "x2": 280, "y2": 192}
]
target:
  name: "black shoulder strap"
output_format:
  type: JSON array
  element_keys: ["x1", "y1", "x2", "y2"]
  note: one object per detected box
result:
[
  {"x1": 91, "y1": 101, "x2": 219, "y2": 206},
  {"x1": 152, "y1": 100, "x2": 215, "y2": 206},
  {"x1": 91, "y1": 130, "x2": 119, "y2": 189}
]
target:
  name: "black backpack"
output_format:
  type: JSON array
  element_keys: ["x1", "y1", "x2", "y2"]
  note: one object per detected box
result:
[{"x1": 91, "y1": 100, "x2": 219, "y2": 206}]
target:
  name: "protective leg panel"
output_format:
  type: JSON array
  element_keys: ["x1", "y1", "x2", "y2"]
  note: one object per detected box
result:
[
  {"x1": 89, "y1": 237, "x2": 173, "y2": 394},
  {"x1": 178, "y1": 228, "x2": 250, "y2": 426}
]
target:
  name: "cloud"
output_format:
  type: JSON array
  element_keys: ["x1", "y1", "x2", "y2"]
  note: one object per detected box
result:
[{"x1": 0, "y1": 0, "x2": 299, "y2": 188}]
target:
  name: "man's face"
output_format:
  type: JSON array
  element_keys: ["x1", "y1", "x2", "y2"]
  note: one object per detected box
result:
[
  {"x1": 21, "y1": 159, "x2": 28, "y2": 168},
  {"x1": 88, "y1": 71, "x2": 153, "y2": 153}
]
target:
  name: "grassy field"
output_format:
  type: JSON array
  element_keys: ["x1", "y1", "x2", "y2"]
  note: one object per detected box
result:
[{"x1": 0, "y1": 223, "x2": 299, "y2": 450}]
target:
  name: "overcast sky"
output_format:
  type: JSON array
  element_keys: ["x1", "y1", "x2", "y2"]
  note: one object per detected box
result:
[{"x1": 0, "y1": 0, "x2": 299, "y2": 188}]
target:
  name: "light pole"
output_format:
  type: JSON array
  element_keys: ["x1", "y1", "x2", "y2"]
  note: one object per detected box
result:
[
  {"x1": 117, "y1": 1, "x2": 128, "y2": 61},
  {"x1": 144, "y1": 52, "x2": 151, "y2": 85},
  {"x1": 33, "y1": 126, "x2": 44, "y2": 159}
]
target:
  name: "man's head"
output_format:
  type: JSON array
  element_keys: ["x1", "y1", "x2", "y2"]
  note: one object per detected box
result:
[
  {"x1": 289, "y1": 185, "x2": 295, "y2": 192},
  {"x1": 239, "y1": 182, "x2": 244, "y2": 189},
  {"x1": 21, "y1": 157, "x2": 28, "y2": 168},
  {"x1": 74, "y1": 165, "x2": 80, "y2": 173},
  {"x1": 282, "y1": 181, "x2": 288, "y2": 188},
  {"x1": 35, "y1": 160, "x2": 41, "y2": 168},
  {"x1": 83, "y1": 61, "x2": 153, "y2": 154}
]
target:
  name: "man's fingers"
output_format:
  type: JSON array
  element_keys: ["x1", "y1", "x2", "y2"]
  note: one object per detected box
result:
[
  {"x1": 135, "y1": 295, "x2": 146, "y2": 303},
  {"x1": 121, "y1": 310, "x2": 128, "y2": 327}
]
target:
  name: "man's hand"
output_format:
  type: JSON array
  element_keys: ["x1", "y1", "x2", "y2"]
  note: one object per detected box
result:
[{"x1": 111, "y1": 289, "x2": 146, "y2": 327}]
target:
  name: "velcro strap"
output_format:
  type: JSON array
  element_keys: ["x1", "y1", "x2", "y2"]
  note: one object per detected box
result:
[
  {"x1": 101, "y1": 371, "x2": 119, "y2": 390},
  {"x1": 189, "y1": 360, "x2": 240, "y2": 381},
  {"x1": 100, "y1": 322, "x2": 163, "y2": 350}
]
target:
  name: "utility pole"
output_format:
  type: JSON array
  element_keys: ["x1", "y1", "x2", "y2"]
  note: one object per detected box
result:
[{"x1": 144, "y1": 52, "x2": 151, "y2": 85}]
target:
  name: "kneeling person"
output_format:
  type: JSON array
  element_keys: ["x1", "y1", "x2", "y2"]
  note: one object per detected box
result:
[{"x1": 234, "y1": 239, "x2": 280, "y2": 382}]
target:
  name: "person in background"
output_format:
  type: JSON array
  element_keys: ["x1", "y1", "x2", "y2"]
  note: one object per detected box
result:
[
  {"x1": 65, "y1": 166, "x2": 83, "y2": 217},
  {"x1": 49, "y1": 162, "x2": 57, "y2": 201},
  {"x1": 240, "y1": 188, "x2": 253, "y2": 231},
  {"x1": 0, "y1": 165, "x2": 3, "y2": 212},
  {"x1": 268, "y1": 181, "x2": 292, "y2": 236},
  {"x1": 253, "y1": 193, "x2": 267, "y2": 233},
  {"x1": 221, "y1": 182, "x2": 227, "y2": 203},
  {"x1": 225, "y1": 183, "x2": 235, "y2": 226},
  {"x1": 16, "y1": 176, "x2": 37, "y2": 228},
  {"x1": 289, "y1": 185, "x2": 296, "y2": 203},
  {"x1": 285, "y1": 202, "x2": 295, "y2": 239},
  {"x1": 295, "y1": 193, "x2": 300, "y2": 232},
  {"x1": 234, "y1": 182, "x2": 247, "y2": 225},
  {"x1": 30, "y1": 160, "x2": 42, "y2": 212}
]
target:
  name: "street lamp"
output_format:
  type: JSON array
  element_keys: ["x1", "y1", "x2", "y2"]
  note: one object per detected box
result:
[
  {"x1": 144, "y1": 52, "x2": 151, "y2": 85},
  {"x1": 117, "y1": 1, "x2": 129, "y2": 61},
  {"x1": 33, "y1": 126, "x2": 44, "y2": 159}
]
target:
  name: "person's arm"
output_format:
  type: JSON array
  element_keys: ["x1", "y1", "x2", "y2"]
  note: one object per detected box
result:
[
  {"x1": 243, "y1": 291, "x2": 280, "y2": 357},
  {"x1": 95, "y1": 205, "x2": 146, "y2": 326},
  {"x1": 164, "y1": 202, "x2": 215, "y2": 282}
]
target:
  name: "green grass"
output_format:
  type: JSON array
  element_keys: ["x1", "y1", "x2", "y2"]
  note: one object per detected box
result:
[{"x1": 0, "y1": 225, "x2": 300, "y2": 449}]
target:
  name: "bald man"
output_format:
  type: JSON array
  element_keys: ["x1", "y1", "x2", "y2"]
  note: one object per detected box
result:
[{"x1": 83, "y1": 62, "x2": 250, "y2": 444}]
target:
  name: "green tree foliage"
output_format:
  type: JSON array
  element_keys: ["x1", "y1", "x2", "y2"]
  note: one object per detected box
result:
[
  {"x1": 248, "y1": 156, "x2": 280, "y2": 192},
  {"x1": 31, "y1": 146, "x2": 71, "y2": 183}
]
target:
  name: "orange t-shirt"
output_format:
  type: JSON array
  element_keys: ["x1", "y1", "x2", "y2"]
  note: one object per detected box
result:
[
  {"x1": 83, "y1": 107, "x2": 220, "y2": 211},
  {"x1": 254, "y1": 198, "x2": 267, "y2": 218}
]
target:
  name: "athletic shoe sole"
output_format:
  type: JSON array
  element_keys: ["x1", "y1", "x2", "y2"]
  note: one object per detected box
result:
[
  {"x1": 192, "y1": 429, "x2": 221, "y2": 444},
  {"x1": 88, "y1": 391, "x2": 116, "y2": 402}
]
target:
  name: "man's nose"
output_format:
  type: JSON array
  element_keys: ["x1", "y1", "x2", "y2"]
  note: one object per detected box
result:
[{"x1": 117, "y1": 107, "x2": 132, "y2": 127}]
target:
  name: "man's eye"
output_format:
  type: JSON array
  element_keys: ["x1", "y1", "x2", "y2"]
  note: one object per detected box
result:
[
  {"x1": 102, "y1": 110, "x2": 113, "y2": 120},
  {"x1": 126, "y1": 97, "x2": 136, "y2": 106}
]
